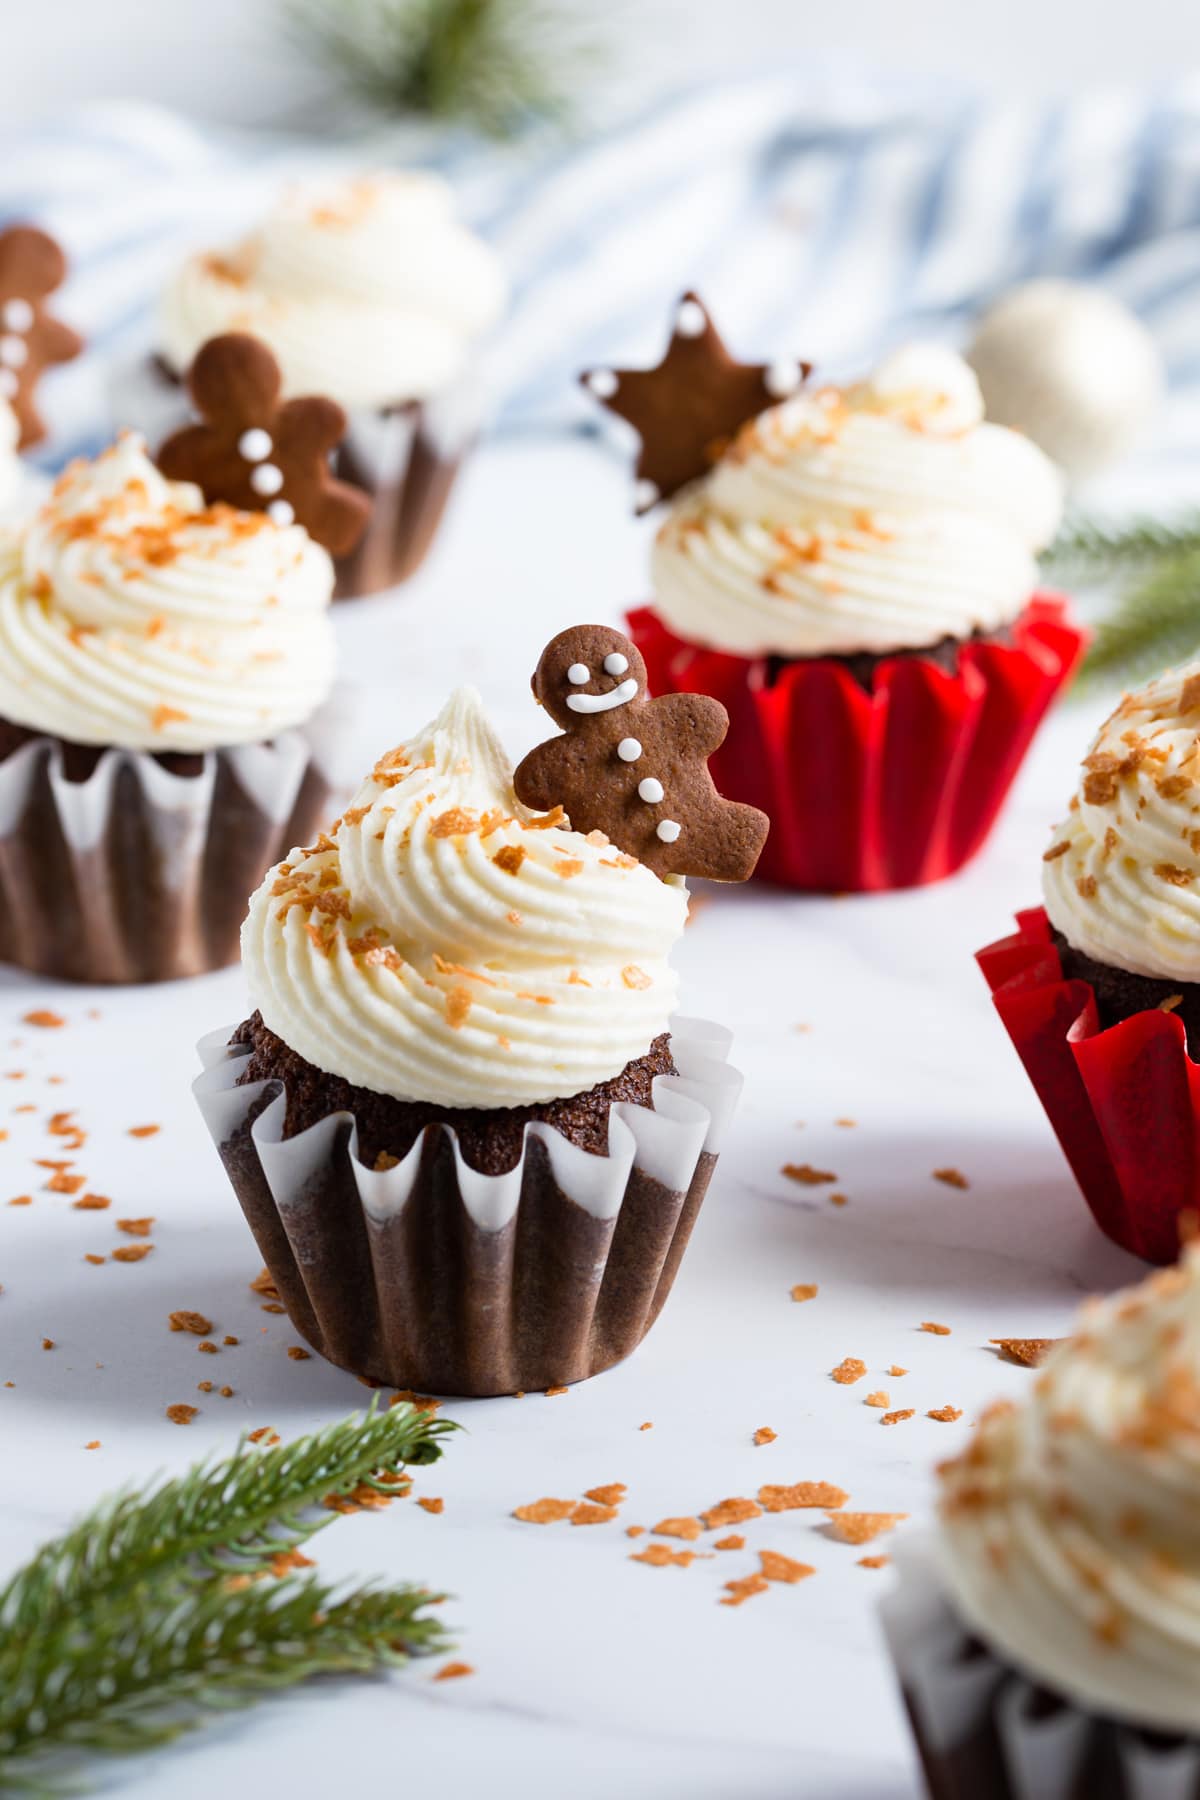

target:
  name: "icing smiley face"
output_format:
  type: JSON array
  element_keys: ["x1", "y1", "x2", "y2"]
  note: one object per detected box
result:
[{"x1": 533, "y1": 627, "x2": 650, "y2": 728}]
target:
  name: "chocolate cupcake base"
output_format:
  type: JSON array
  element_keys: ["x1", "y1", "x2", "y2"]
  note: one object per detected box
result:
[
  {"x1": 0, "y1": 725, "x2": 331, "y2": 984},
  {"x1": 193, "y1": 1017, "x2": 741, "y2": 1396},
  {"x1": 1049, "y1": 925, "x2": 1200, "y2": 1044},
  {"x1": 882, "y1": 1549, "x2": 1199, "y2": 1800}
]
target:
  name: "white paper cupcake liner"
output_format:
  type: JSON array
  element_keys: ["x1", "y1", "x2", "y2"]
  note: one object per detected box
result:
[{"x1": 193, "y1": 1016, "x2": 741, "y2": 1396}]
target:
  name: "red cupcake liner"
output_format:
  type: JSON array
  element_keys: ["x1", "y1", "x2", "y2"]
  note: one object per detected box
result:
[
  {"x1": 628, "y1": 596, "x2": 1085, "y2": 892},
  {"x1": 978, "y1": 907, "x2": 1200, "y2": 1264}
]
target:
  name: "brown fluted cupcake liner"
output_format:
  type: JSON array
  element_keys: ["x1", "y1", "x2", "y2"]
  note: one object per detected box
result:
[
  {"x1": 193, "y1": 1017, "x2": 741, "y2": 1396},
  {"x1": 0, "y1": 726, "x2": 333, "y2": 984},
  {"x1": 113, "y1": 356, "x2": 478, "y2": 600},
  {"x1": 881, "y1": 1545, "x2": 1200, "y2": 1799}
]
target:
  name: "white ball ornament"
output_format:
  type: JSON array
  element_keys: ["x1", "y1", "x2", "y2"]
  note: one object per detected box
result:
[{"x1": 966, "y1": 281, "x2": 1163, "y2": 481}]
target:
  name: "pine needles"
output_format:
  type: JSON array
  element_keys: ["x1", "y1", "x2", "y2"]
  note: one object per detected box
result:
[
  {"x1": 0, "y1": 1403, "x2": 456, "y2": 1794},
  {"x1": 1044, "y1": 511, "x2": 1200, "y2": 689}
]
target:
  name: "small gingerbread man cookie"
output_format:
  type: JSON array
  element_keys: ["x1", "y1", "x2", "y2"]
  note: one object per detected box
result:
[
  {"x1": 0, "y1": 225, "x2": 83, "y2": 450},
  {"x1": 157, "y1": 333, "x2": 371, "y2": 556},
  {"x1": 514, "y1": 624, "x2": 769, "y2": 882}
]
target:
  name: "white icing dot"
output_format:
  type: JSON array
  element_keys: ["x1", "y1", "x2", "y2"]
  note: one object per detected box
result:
[
  {"x1": 567, "y1": 663, "x2": 590, "y2": 685},
  {"x1": 638, "y1": 777, "x2": 665, "y2": 804},
  {"x1": 585, "y1": 368, "x2": 618, "y2": 400},
  {"x1": 675, "y1": 299, "x2": 707, "y2": 338},
  {"x1": 250, "y1": 462, "x2": 285, "y2": 497},
  {"x1": 656, "y1": 819, "x2": 682, "y2": 843},
  {"x1": 633, "y1": 478, "x2": 660, "y2": 511},
  {"x1": 764, "y1": 358, "x2": 804, "y2": 399},
  {"x1": 2, "y1": 299, "x2": 33, "y2": 333},
  {"x1": 238, "y1": 426, "x2": 273, "y2": 462},
  {"x1": 603, "y1": 651, "x2": 629, "y2": 676},
  {"x1": 0, "y1": 335, "x2": 28, "y2": 369},
  {"x1": 617, "y1": 737, "x2": 642, "y2": 763},
  {"x1": 267, "y1": 498, "x2": 295, "y2": 527},
  {"x1": 0, "y1": 370, "x2": 16, "y2": 398}
]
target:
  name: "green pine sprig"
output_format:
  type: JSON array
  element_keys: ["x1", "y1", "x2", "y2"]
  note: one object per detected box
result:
[
  {"x1": 1043, "y1": 511, "x2": 1200, "y2": 690},
  {"x1": 0, "y1": 1403, "x2": 456, "y2": 1795},
  {"x1": 286, "y1": 0, "x2": 604, "y2": 140}
]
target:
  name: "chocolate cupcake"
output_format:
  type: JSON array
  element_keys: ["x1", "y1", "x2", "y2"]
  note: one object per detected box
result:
[
  {"x1": 980, "y1": 661, "x2": 1200, "y2": 1263},
  {"x1": 883, "y1": 1246, "x2": 1200, "y2": 1798},
  {"x1": 0, "y1": 432, "x2": 340, "y2": 983},
  {"x1": 119, "y1": 172, "x2": 505, "y2": 599},
  {"x1": 589, "y1": 301, "x2": 1084, "y2": 889},
  {"x1": 194, "y1": 626, "x2": 765, "y2": 1396}
]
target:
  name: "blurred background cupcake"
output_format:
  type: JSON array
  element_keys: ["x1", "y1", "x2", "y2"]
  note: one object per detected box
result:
[
  {"x1": 595, "y1": 308, "x2": 1086, "y2": 891},
  {"x1": 116, "y1": 170, "x2": 506, "y2": 599},
  {"x1": 883, "y1": 1243, "x2": 1200, "y2": 1799},
  {"x1": 0, "y1": 431, "x2": 342, "y2": 983}
]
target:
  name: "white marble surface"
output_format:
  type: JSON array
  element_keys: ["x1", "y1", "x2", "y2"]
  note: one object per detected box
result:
[{"x1": 0, "y1": 433, "x2": 1145, "y2": 1799}]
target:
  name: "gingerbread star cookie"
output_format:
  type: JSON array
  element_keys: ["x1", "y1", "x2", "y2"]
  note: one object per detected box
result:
[
  {"x1": 514, "y1": 624, "x2": 769, "y2": 882},
  {"x1": 157, "y1": 333, "x2": 371, "y2": 555},
  {"x1": 0, "y1": 225, "x2": 83, "y2": 449},
  {"x1": 580, "y1": 292, "x2": 811, "y2": 513}
]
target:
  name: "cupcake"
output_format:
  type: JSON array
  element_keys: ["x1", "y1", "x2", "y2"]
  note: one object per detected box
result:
[
  {"x1": 980, "y1": 661, "x2": 1200, "y2": 1264},
  {"x1": 883, "y1": 1245, "x2": 1200, "y2": 1798},
  {"x1": 123, "y1": 171, "x2": 505, "y2": 598},
  {"x1": 587, "y1": 296, "x2": 1085, "y2": 890},
  {"x1": 0, "y1": 431, "x2": 340, "y2": 984},
  {"x1": 194, "y1": 625, "x2": 764, "y2": 1396}
]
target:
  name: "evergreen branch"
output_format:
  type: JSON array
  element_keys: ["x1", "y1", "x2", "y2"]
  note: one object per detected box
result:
[
  {"x1": 0, "y1": 1405, "x2": 456, "y2": 1794},
  {"x1": 1078, "y1": 546, "x2": 1200, "y2": 690},
  {"x1": 1045, "y1": 509, "x2": 1200, "y2": 578}
]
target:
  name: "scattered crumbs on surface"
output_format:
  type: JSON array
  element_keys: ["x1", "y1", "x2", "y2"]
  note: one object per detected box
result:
[
  {"x1": 84, "y1": 1440, "x2": 100, "y2": 1450},
  {"x1": 753, "y1": 1427, "x2": 777, "y2": 1446},
  {"x1": 721, "y1": 1573, "x2": 769, "y2": 1606},
  {"x1": 83, "y1": 1253, "x2": 105, "y2": 1265},
  {"x1": 888, "y1": 1366, "x2": 909, "y2": 1378},
  {"x1": 584, "y1": 1484, "x2": 626, "y2": 1506},
  {"x1": 830, "y1": 1193, "x2": 849, "y2": 1207},
  {"x1": 247, "y1": 1426, "x2": 280, "y2": 1446},
  {"x1": 434, "y1": 1662, "x2": 474, "y2": 1682},
  {"x1": 219, "y1": 1385, "x2": 234, "y2": 1398},
  {"x1": 71, "y1": 1193, "x2": 110, "y2": 1211},
  {"x1": 714, "y1": 1534, "x2": 744, "y2": 1551},
  {"x1": 571, "y1": 1501, "x2": 618, "y2": 1526},
  {"x1": 544, "y1": 1384, "x2": 569, "y2": 1397},
  {"x1": 921, "y1": 1321, "x2": 952, "y2": 1336},
  {"x1": 169, "y1": 1311, "x2": 213, "y2": 1336},
  {"x1": 626, "y1": 1525, "x2": 645, "y2": 1538},
  {"x1": 287, "y1": 1346, "x2": 311, "y2": 1361},
  {"x1": 639, "y1": 1421, "x2": 653, "y2": 1431},
  {"x1": 389, "y1": 1390, "x2": 441, "y2": 1415},
  {"x1": 223, "y1": 1335, "x2": 239, "y2": 1347},
  {"x1": 127, "y1": 1124, "x2": 161, "y2": 1138},
  {"x1": 268, "y1": 1549, "x2": 314, "y2": 1578},
  {"x1": 858, "y1": 1555, "x2": 890, "y2": 1569},
  {"x1": 249, "y1": 1267, "x2": 279, "y2": 1298},
  {"x1": 166, "y1": 1404, "x2": 197, "y2": 1425},
  {"x1": 793, "y1": 1023, "x2": 811, "y2": 1034},
  {"x1": 759, "y1": 1482, "x2": 848, "y2": 1513},
  {"x1": 653, "y1": 1516, "x2": 704, "y2": 1541},
  {"x1": 933, "y1": 1168, "x2": 969, "y2": 1190},
  {"x1": 417, "y1": 1497, "x2": 445, "y2": 1515},
  {"x1": 991, "y1": 1337, "x2": 1058, "y2": 1367},
  {"x1": 864, "y1": 1391, "x2": 890, "y2": 1409},
  {"x1": 112, "y1": 1244, "x2": 153, "y2": 1263},
  {"x1": 825, "y1": 1512, "x2": 907, "y2": 1545},
  {"x1": 22, "y1": 1010, "x2": 65, "y2": 1028},
  {"x1": 881, "y1": 1410, "x2": 916, "y2": 1427},
  {"x1": 759, "y1": 1550, "x2": 815, "y2": 1585},
  {"x1": 8, "y1": 1195, "x2": 31, "y2": 1207},
  {"x1": 41, "y1": 1337, "x2": 54, "y2": 1350},
  {"x1": 928, "y1": 1405, "x2": 964, "y2": 1423},
  {"x1": 790, "y1": 1283, "x2": 818, "y2": 1303},
  {"x1": 702, "y1": 1497, "x2": 763, "y2": 1529},
  {"x1": 197, "y1": 1342, "x2": 218, "y2": 1356},
  {"x1": 514, "y1": 1498, "x2": 575, "y2": 1524},
  {"x1": 632, "y1": 1544, "x2": 699, "y2": 1569},
  {"x1": 834, "y1": 1118, "x2": 856, "y2": 1129},
  {"x1": 831, "y1": 1357, "x2": 867, "y2": 1385},
  {"x1": 781, "y1": 1163, "x2": 836, "y2": 1186},
  {"x1": 116, "y1": 1217, "x2": 154, "y2": 1236},
  {"x1": 260, "y1": 1302, "x2": 286, "y2": 1315},
  {"x1": 45, "y1": 1172, "x2": 85, "y2": 1195},
  {"x1": 197, "y1": 1380, "x2": 213, "y2": 1394}
]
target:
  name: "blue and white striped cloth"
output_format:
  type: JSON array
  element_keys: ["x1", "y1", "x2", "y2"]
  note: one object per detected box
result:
[{"x1": 6, "y1": 67, "x2": 1200, "y2": 495}]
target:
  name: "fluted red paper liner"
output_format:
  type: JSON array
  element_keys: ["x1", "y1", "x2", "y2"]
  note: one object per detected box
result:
[
  {"x1": 628, "y1": 596, "x2": 1085, "y2": 892},
  {"x1": 978, "y1": 907, "x2": 1200, "y2": 1264},
  {"x1": 193, "y1": 1017, "x2": 741, "y2": 1397}
]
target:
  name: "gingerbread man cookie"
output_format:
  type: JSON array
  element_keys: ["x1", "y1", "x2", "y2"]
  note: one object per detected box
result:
[
  {"x1": 0, "y1": 225, "x2": 83, "y2": 450},
  {"x1": 514, "y1": 624, "x2": 769, "y2": 882},
  {"x1": 157, "y1": 333, "x2": 371, "y2": 555}
]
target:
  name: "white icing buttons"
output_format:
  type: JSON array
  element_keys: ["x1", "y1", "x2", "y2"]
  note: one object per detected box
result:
[
  {"x1": 250, "y1": 463, "x2": 285, "y2": 497},
  {"x1": 238, "y1": 427, "x2": 273, "y2": 462},
  {"x1": 603, "y1": 651, "x2": 629, "y2": 676},
  {"x1": 638, "y1": 777, "x2": 665, "y2": 804},
  {"x1": 765, "y1": 358, "x2": 804, "y2": 399},
  {"x1": 0, "y1": 370, "x2": 16, "y2": 398},
  {"x1": 585, "y1": 368, "x2": 618, "y2": 400},
  {"x1": 656, "y1": 819, "x2": 682, "y2": 843},
  {"x1": 567, "y1": 663, "x2": 590, "y2": 685},
  {"x1": 0, "y1": 335, "x2": 28, "y2": 369},
  {"x1": 267, "y1": 498, "x2": 295, "y2": 527},
  {"x1": 633, "y1": 478, "x2": 660, "y2": 511},
  {"x1": 616, "y1": 737, "x2": 642, "y2": 763},
  {"x1": 2, "y1": 298, "x2": 33, "y2": 333},
  {"x1": 675, "y1": 299, "x2": 707, "y2": 338}
]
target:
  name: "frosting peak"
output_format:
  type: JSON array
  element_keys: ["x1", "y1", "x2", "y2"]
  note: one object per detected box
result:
[
  {"x1": 0, "y1": 434, "x2": 335, "y2": 750},
  {"x1": 1042, "y1": 661, "x2": 1200, "y2": 980},
  {"x1": 241, "y1": 689, "x2": 688, "y2": 1108},
  {"x1": 649, "y1": 343, "x2": 1063, "y2": 659},
  {"x1": 938, "y1": 1246, "x2": 1200, "y2": 1732}
]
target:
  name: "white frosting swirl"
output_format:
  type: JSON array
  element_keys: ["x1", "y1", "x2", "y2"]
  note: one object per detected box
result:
[
  {"x1": 161, "y1": 172, "x2": 506, "y2": 409},
  {"x1": 1042, "y1": 662, "x2": 1200, "y2": 980},
  {"x1": 938, "y1": 1247, "x2": 1200, "y2": 1733},
  {"x1": 242, "y1": 689, "x2": 687, "y2": 1110},
  {"x1": 650, "y1": 343, "x2": 1064, "y2": 658},
  {"x1": 0, "y1": 434, "x2": 335, "y2": 750}
]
